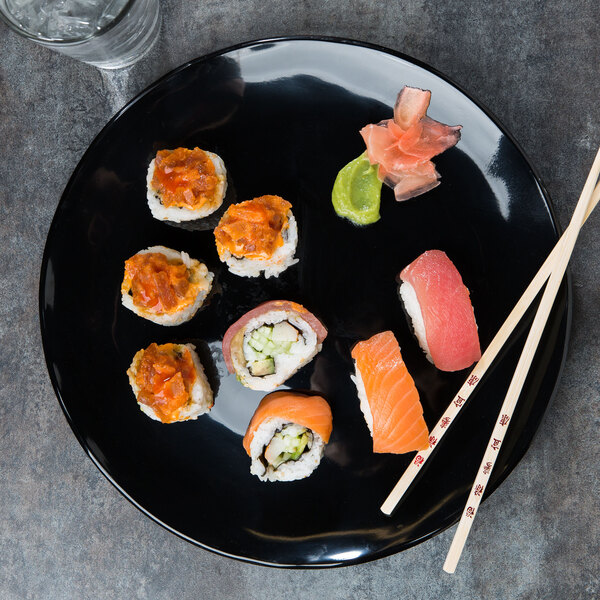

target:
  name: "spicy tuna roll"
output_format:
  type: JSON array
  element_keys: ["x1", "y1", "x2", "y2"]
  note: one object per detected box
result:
[
  {"x1": 243, "y1": 391, "x2": 333, "y2": 481},
  {"x1": 222, "y1": 300, "x2": 327, "y2": 391},
  {"x1": 121, "y1": 245, "x2": 213, "y2": 326},
  {"x1": 127, "y1": 342, "x2": 213, "y2": 423},
  {"x1": 147, "y1": 147, "x2": 227, "y2": 222},
  {"x1": 213, "y1": 195, "x2": 298, "y2": 278}
]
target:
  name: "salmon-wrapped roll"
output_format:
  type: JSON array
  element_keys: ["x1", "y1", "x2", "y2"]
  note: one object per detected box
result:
[
  {"x1": 127, "y1": 342, "x2": 213, "y2": 423},
  {"x1": 222, "y1": 300, "x2": 327, "y2": 391},
  {"x1": 243, "y1": 391, "x2": 333, "y2": 482}
]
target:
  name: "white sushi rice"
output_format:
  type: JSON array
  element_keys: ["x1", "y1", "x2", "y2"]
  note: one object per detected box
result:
[
  {"x1": 248, "y1": 417, "x2": 326, "y2": 481},
  {"x1": 399, "y1": 281, "x2": 433, "y2": 363},
  {"x1": 350, "y1": 363, "x2": 374, "y2": 436},
  {"x1": 121, "y1": 245, "x2": 214, "y2": 326},
  {"x1": 218, "y1": 211, "x2": 299, "y2": 279},
  {"x1": 127, "y1": 343, "x2": 213, "y2": 422},
  {"x1": 146, "y1": 150, "x2": 227, "y2": 223},
  {"x1": 230, "y1": 309, "x2": 321, "y2": 391}
]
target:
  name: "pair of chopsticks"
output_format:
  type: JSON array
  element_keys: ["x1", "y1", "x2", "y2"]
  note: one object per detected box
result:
[{"x1": 381, "y1": 146, "x2": 600, "y2": 573}]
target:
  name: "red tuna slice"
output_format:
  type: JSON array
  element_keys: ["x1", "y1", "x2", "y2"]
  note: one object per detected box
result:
[
  {"x1": 393, "y1": 87, "x2": 431, "y2": 130},
  {"x1": 399, "y1": 250, "x2": 481, "y2": 371},
  {"x1": 222, "y1": 300, "x2": 328, "y2": 373},
  {"x1": 398, "y1": 116, "x2": 462, "y2": 160}
]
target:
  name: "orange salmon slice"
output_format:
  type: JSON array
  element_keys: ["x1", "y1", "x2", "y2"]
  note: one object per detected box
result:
[
  {"x1": 243, "y1": 392, "x2": 333, "y2": 456},
  {"x1": 351, "y1": 331, "x2": 429, "y2": 454}
]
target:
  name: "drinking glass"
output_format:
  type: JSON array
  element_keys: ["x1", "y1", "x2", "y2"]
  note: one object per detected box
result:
[{"x1": 0, "y1": 0, "x2": 161, "y2": 69}]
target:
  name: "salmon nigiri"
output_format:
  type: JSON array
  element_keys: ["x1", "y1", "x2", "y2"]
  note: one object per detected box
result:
[
  {"x1": 243, "y1": 391, "x2": 333, "y2": 482},
  {"x1": 399, "y1": 250, "x2": 481, "y2": 372},
  {"x1": 351, "y1": 331, "x2": 429, "y2": 454}
]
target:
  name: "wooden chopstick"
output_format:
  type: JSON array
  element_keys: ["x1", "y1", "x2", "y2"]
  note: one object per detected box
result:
[
  {"x1": 380, "y1": 180, "x2": 600, "y2": 516},
  {"x1": 443, "y1": 147, "x2": 600, "y2": 573}
]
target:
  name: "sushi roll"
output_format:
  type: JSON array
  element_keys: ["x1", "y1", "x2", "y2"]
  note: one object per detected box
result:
[
  {"x1": 146, "y1": 147, "x2": 227, "y2": 222},
  {"x1": 213, "y1": 195, "x2": 299, "y2": 278},
  {"x1": 243, "y1": 391, "x2": 333, "y2": 482},
  {"x1": 351, "y1": 331, "x2": 429, "y2": 454},
  {"x1": 398, "y1": 250, "x2": 481, "y2": 372},
  {"x1": 222, "y1": 300, "x2": 327, "y2": 391},
  {"x1": 127, "y1": 342, "x2": 213, "y2": 423},
  {"x1": 121, "y1": 245, "x2": 213, "y2": 326}
]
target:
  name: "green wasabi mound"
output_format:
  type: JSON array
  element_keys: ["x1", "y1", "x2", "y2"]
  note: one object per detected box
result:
[{"x1": 332, "y1": 152, "x2": 383, "y2": 225}]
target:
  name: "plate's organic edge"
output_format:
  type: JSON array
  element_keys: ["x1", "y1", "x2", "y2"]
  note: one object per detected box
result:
[{"x1": 37, "y1": 36, "x2": 572, "y2": 569}]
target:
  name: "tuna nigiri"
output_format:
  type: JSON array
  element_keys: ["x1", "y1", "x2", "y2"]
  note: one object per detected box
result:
[
  {"x1": 360, "y1": 86, "x2": 462, "y2": 202},
  {"x1": 399, "y1": 250, "x2": 481, "y2": 372},
  {"x1": 243, "y1": 391, "x2": 333, "y2": 482},
  {"x1": 351, "y1": 331, "x2": 429, "y2": 454}
]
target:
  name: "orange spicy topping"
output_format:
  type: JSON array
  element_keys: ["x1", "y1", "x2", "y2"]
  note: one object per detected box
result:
[
  {"x1": 151, "y1": 147, "x2": 218, "y2": 210},
  {"x1": 214, "y1": 195, "x2": 291, "y2": 259},
  {"x1": 135, "y1": 343, "x2": 197, "y2": 423},
  {"x1": 123, "y1": 252, "x2": 191, "y2": 313}
]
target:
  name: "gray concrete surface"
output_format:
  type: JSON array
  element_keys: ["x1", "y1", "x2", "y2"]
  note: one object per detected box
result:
[{"x1": 1, "y1": 1, "x2": 599, "y2": 598}]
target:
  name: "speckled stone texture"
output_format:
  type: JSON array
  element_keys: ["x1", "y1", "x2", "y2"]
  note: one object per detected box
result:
[{"x1": 1, "y1": 1, "x2": 598, "y2": 598}]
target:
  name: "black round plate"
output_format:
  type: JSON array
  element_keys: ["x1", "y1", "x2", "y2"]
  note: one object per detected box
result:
[{"x1": 39, "y1": 37, "x2": 570, "y2": 567}]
